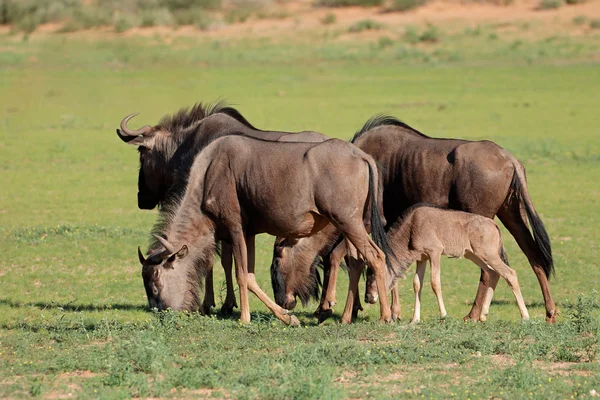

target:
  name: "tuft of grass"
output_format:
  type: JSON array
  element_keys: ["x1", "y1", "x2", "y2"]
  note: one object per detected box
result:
[
  {"x1": 405, "y1": 24, "x2": 441, "y2": 44},
  {"x1": 377, "y1": 36, "x2": 394, "y2": 48},
  {"x1": 315, "y1": 0, "x2": 383, "y2": 8},
  {"x1": 388, "y1": 0, "x2": 427, "y2": 12},
  {"x1": 537, "y1": 0, "x2": 563, "y2": 9},
  {"x1": 590, "y1": 19, "x2": 600, "y2": 29},
  {"x1": 348, "y1": 19, "x2": 383, "y2": 33},
  {"x1": 321, "y1": 12, "x2": 337, "y2": 25},
  {"x1": 573, "y1": 15, "x2": 588, "y2": 25},
  {"x1": 565, "y1": 0, "x2": 585, "y2": 4}
]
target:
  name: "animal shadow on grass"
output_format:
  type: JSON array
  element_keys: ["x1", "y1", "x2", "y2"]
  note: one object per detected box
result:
[
  {"x1": 0, "y1": 298, "x2": 146, "y2": 312},
  {"x1": 489, "y1": 299, "x2": 546, "y2": 308}
]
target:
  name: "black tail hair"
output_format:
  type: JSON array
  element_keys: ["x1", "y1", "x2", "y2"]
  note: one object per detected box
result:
[
  {"x1": 270, "y1": 257, "x2": 287, "y2": 307},
  {"x1": 511, "y1": 173, "x2": 554, "y2": 278},
  {"x1": 499, "y1": 245, "x2": 510, "y2": 266},
  {"x1": 367, "y1": 162, "x2": 394, "y2": 271}
]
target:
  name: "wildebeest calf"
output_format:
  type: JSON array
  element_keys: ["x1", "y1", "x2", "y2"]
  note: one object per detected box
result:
[{"x1": 385, "y1": 204, "x2": 530, "y2": 323}]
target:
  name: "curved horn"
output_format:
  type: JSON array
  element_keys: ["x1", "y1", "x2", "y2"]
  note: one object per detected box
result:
[
  {"x1": 117, "y1": 113, "x2": 154, "y2": 142},
  {"x1": 138, "y1": 246, "x2": 146, "y2": 265},
  {"x1": 152, "y1": 234, "x2": 176, "y2": 254}
]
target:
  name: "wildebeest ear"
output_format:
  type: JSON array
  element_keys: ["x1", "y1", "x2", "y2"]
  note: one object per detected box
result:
[
  {"x1": 137, "y1": 246, "x2": 146, "y2": 265},
  {"x1": 176, "y1": 245, "x2": 188, "y2": 259},
  {"x1": 121, "y1": 133, "x2": 157, "y2": 149}
]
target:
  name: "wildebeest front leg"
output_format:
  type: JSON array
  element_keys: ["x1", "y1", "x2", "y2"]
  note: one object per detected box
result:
[
  {"x1": 340, "y1": 256, "x2": 362, "y2": 324},
  {"x1": 200, "y1": 265, "x2": 215, "y2": 316},
  {"x1": 231, "y1": 231, "x2": 251, "y2": 324},
  {"x1": 317, "y1": 242, "x2": 345, "y2": 323},
  {"x1": 245, "y1": 236, "x2": 299, "y2": 326},
  {"x1": 220, "y1": 242, "x2": 238, "y2": 315},
  {"x1": 391, "y1": 283, "x2": 401, "y2": 321},
  {"x1": 429, "y1": 254, "x2": 447, "y2": 320},
  {"x1": 411, "y1": 260, "x2": 426, "y2": 324}
]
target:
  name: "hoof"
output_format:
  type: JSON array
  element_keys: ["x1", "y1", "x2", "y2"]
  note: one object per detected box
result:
[
  {"x1": 391, "y1": 313, "x2": 399, "y2": 322},
  {"x1": 289, "y1": 315, "x2": 300, "y2": 327},
  {"x1": 199, "y1": 304, "x2": 212, "y2": 316},
  {"x1": 318, "y1": 309, "x2": 333, "y2": 324},
  {"x1": 546, "y1": 309, "x2": 558, "y2": 324},
  {"x1": 463, "y1": 314, "x2": 478, "y2": 323},
  {"x1": 220, "y1": 303, "x2": 236, "y2": 316},
  {"x1": 410, "y1": 319, "x2": 420, "y2": 325},
  {"x1": 380, "y1": 317, "x2": 393, "y2": 324},
  {"x1": 365, "y1": 293, "x2": 378, "y2": 304}
]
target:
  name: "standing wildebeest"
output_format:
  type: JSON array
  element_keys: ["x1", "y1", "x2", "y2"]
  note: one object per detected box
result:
[
  {"x1": 272, "y1": 116, "x2": 556, "y2": 323},
  {"x1": 137, "y1": 135, "x2": 393, "y2": 325},
  {"x1": 380, "y1": 204, "x2": 530, "y2": 323},
  {"x1": 116, "y1": 102, "x2": 328, "y2": 315}
]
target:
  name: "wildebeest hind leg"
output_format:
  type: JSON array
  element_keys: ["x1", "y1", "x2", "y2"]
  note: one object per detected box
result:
[
  {"x1": 497, "y1": 201, "x2": 557, "y2": 322},
  {"x1": 220, "y1": 242, "x2": 238, "y2": 315},
  {"x1": 317, "y1": 242, "x2": 345, "y2": 323},
  {"x1": 343, "y1": 227, "x2": 391, "y2": 323},
  {"x1": 245, "y1": 235, "x2": 299, "y2": 326}
]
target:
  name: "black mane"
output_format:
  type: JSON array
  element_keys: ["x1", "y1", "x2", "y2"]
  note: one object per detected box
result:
[
  {"x1": 351, "y1": 115, "x2": 428, "y2": 143},
  {"x1": 156, "y1": 100, "x2": 258, "y2": 140}
]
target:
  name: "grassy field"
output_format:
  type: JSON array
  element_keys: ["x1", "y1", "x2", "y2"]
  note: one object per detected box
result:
[{"x1": 1, "y1": 19, "x2": 600, "y2": 398}]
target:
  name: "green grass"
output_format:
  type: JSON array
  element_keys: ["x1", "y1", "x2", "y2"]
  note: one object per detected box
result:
[{"x1": 1, "y1": 27, "x2": 600, "y2": 398}]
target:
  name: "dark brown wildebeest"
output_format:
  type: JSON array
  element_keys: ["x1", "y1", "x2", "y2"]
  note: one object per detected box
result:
[
  {"x1": 137, "y1": 135, "x2": 393, "y2": 325},
  {"x1": 272, "y1": 116, "x2": 556, "y2": 323},
  {"x1": 116, "y1": 102, "x2": 327, "y2": 315}
]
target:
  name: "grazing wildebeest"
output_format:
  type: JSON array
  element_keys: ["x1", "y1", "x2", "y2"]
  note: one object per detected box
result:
[
  {"x1": 116, "y1": 102, "x2": 328, "y2": 315},
  {"x1": 137, "y1": 135, "x2": 393, "y2": 325},
  {"x1": 272, "y1": 116, "x2": 556, "y2": 323},
  {"x1": 382, "y1": 204, "x2": 530, "y2": 323}
]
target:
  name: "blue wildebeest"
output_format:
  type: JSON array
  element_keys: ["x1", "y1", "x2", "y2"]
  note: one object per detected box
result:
[
  {"x1": 271, "y1": 116, "x2": 555, "y2": 323},
  {"x1": 117, "y1": 102, "x2": 327, "y2": 315},
  {"x1": 137, "y1": 135, "x2": 393, "y2": 325}
]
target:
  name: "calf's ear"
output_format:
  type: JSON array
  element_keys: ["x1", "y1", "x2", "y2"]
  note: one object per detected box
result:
[{"x1": 176, "y1": 245, "x2": 189, "y2": 259}]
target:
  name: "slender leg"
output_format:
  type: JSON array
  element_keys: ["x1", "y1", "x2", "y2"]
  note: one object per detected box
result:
[
  {"x1": 391, "y1": 282, "x2": 401, "y2": 321},
  {"x1": 245, "y1": 236, "x2": 299, "y2": 326},
  {"x1": 485, "y1": 260, "x2": 530, "y2": 320},
  {"x1": 480, "y1": 271, "x2": 500, "y2": 322},
  {"x1": 364, "y1": 267, "x2": 378, "y2": 304},
  {"x1": 317, "y1": 240, "x2": 345, "y2": 323},
  {"x1": 340, "y1": 254, "x2": 362, "y2": 324},
  {"x1": 200, "y1": 266, "x2": 215, "y2": 316},
  {"x1": 464, "y1": 269, "x2": 489, "y2": 322},
  {"x1": 351, "y1": 258, "x2": 365, "y2": 321},
  {"x1": 344, "y1": 228, "x2": 391, "y2": 322},
  {"x1": 231, "y1": 232, "x2": 250, "y2": 324},
  {"x1": 411, "y1": 260, "x2": 426, "y2": 324},
  {"x1": 314, "y1": 256, "x2": 331, "y2": 317},
  {"x1": 220, "y1": 242, "x2": 238, "y2": 315},
  {"x1": 429, "y1": 254, "x2": 447, "y2": 319}
]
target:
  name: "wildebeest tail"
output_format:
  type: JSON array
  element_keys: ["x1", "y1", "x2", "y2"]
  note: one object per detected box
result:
[
  {"x1": 367, "y1": 161, "x2": 394, "y2": 271},
  {"x1": 510, "y1": 162, "x2": 554, "y2": 278},
  {"x1": 495, "y1": 225, "x2": 510, "y2": 266}
]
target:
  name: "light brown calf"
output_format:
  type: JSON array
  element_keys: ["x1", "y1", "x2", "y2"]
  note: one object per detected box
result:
[{"x1": 384, "y1": 205, "x2": 530, "y2": 323}]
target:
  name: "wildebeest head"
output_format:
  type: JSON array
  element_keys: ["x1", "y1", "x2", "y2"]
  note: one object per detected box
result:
[
  {"x1": 117, "y1": 113, "x2": 170, "y2": 210},
  {"x1": 271, "y1": 238, "x2": 321, "y2": 311},
  {"x1": 138, "y1": 235, "x2": 197, "y2": 312}
]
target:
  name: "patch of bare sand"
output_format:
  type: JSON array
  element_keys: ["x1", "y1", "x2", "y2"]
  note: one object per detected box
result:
[{"x1": 2, "y1": 0, "x2": 599, "y2": 42}]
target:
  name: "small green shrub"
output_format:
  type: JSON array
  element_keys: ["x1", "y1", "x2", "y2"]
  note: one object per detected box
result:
[
  {"x1": 161, "y1": 0, "x2": 222, "y2": 11},
  {"x1": 348, "y1": 19, "x2": 382, "y2": 33},
  {"x1": 315, "y1": 0, "x2": 383, "y2": 8},
  {"x1": 114, "y1": 14, "x2": 140, "y2": 33},
  {"x1": 538, "y1": 0, "x2": 563, "y2": 9},
  {"x1": 140, "y1": 8, "x2": 175, "y2": 27},
  {"x1": 388, "y1": 0, "x2": 427, "y2": 12},
  {"x1": 378, "y1": 36, "x2": 394, "y2": 48},
  {"x1": 565, "y1": 0, "x2": 585, "y2": 4},
  {"x1": 405, "y1": 24, "x2": 440, "y2": 44},
  {"x1": 321, "y1": 12, "x2": 337, "y2": 25},
  {"x1": 590, "y1": 19, "x2": 600, "y2": 29},
  {"x1": 573, "y1": 15, "x2": 587, "y2": 25}
]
